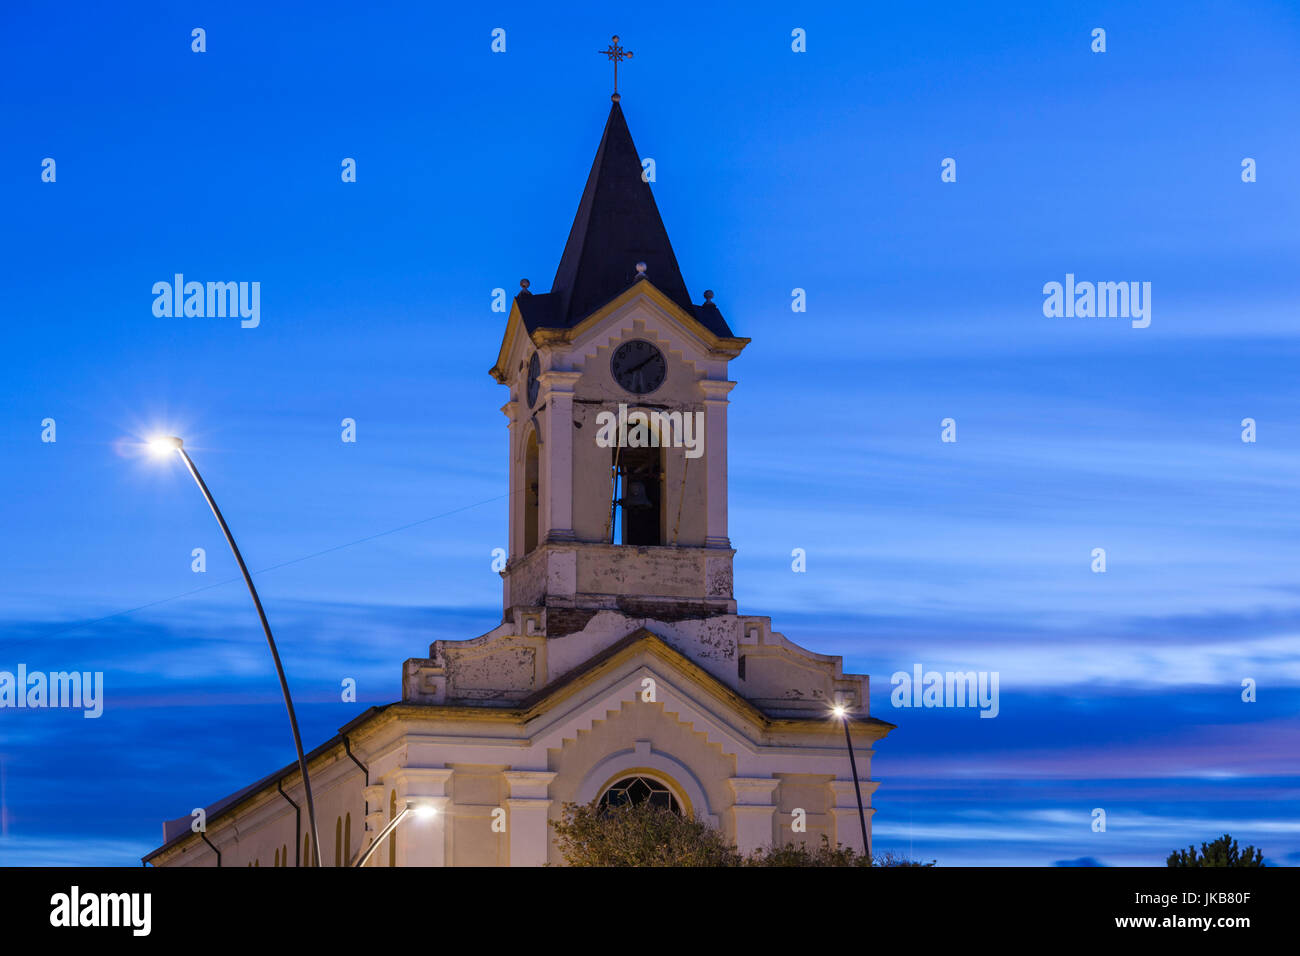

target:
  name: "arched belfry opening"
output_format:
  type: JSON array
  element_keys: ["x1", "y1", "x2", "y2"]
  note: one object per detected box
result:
[
  {"x1": 524, "y1": 427, "x2": 540, "y2": 554},
  {"x1": 610, "y1": 443, "x2": 662, "y2": 546}
]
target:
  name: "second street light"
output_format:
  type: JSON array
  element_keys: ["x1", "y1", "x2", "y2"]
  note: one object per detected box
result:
[
  {"x1": 832, "y1": 703, "x2": 871, "y2": 862},
  {"x1": 148, "y1": 435, "x2": 322, "y2": 867},
  {"x1": 352, "y1": 801, "x2": 438, "y2": 867}
]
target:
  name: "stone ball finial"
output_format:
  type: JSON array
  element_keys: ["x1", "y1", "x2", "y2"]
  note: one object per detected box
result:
[
  {"x1": 612, "y1": 93, "x2": 620, "y2": 103},
  {"x1": 635, "y1": 262, "x2": 647, "y2": 278},
  {"x1": 703, "y1": 289, "x2": 714, "y2": 302},
  {"x1": 520, "y1": 278, "x2": 530, "y2": 290}
]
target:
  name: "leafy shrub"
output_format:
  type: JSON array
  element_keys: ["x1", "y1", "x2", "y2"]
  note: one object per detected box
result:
[
  {"x1": 553, "y1": 800, "x2": 936, "y2": 867},
  {"x1": 553, "y1": 800, "x2": 740, "y2": 867}
]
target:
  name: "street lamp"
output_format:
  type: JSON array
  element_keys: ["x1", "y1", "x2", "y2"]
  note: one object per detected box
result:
[
  {"x1": 148, "y1": 435, "x2": 322, "y2": 867},
  {"x1": 832, "y1": 703, "x2": 871, "y2": 862},
  {"x1": 353, "y1": 801, "x2": 437, "y2": 867}
]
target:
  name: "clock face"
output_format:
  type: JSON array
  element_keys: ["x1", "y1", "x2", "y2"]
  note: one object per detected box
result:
[
  {"x1": 610, "y1": 340, "x2": 666, "y2": 395},
  {"x1": 526, "y1": 352, "x2": 540, "y2": 407}
]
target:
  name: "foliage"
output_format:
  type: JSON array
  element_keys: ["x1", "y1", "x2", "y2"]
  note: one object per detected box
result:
[
  {"x1": 745, "y1": 836, "x2": 935, "y2": 867},
  {"x1": 1166, "y1": 833, "x2": 1264, "y2": 867},
  {"x1": 552, "y1": 800, "x2": 740, "y2": 867},
  {"x1": 744, "y1": 834, "x2": 871, "y2": 867},
  {"x1": 870, "y1": 848, "x2": 938, "y2": 867},
  {"x1": 553, "y1": 800, "x2": 937, "y2": 867}
]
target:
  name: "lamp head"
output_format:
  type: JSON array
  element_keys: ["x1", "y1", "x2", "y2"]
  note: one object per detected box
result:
[
  {"x1": 408, "y1": 801, "x2": 438, "y2": 820},
  {"x1": 147, "y1": 436, "x2": 184, "y2": 458},
  {"x1": 832, "y1": 704, "x2": 847, "y2": 719}
]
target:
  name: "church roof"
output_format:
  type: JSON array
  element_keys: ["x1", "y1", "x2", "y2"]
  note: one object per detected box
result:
[{"x1": 517, "y1": 99, "x2": 733, "y2": 339}]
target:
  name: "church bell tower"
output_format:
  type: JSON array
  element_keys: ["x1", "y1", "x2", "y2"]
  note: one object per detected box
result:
[{"x1": 490, "y1": 93, "x2": 750, "y2": 628}]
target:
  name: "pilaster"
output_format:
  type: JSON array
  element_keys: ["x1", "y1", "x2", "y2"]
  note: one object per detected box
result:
[
  {"x1": 540, "y1": 370, "x2": 582, "y2": 543},
  {"x1": 728, "y1": 776, "x2": 780, "y2": 855},
  {"x1": 829, "y1": 779, "x2": 880, "y2": 856},
  {"x1": 503, "y1": 770, "x2": 558, "y2": 867},
  {"x1": 700, "y1": 379, "x2": 735, "y2": 548},
  {"x1": 391, "y1": 768, "x2": 454, "y2": 867}
]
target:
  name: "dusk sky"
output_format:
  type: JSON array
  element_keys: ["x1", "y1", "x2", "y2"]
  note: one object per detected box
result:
[{"x1": 3, "y1": 0, "x2": 1299, "y2": 866}]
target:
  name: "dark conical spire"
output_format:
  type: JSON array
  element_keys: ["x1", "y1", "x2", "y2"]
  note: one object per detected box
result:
[
  {"x1": 509, "y1": 99, "x2": 734, "y2": 341},
  {"x1": 550, "y1": 100, "x2": 695, "y2": 324}
]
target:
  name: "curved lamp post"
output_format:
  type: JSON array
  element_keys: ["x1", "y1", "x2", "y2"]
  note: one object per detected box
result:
[
  {"x1": 832, "y1": 704, "x2": 871, "y2": 862},
  {"x1": 352, "y1": 801, "x2": 437, "y2": 867},
  {"x1": 149, "y1": 436, "x2": 322, "y2": 867}
]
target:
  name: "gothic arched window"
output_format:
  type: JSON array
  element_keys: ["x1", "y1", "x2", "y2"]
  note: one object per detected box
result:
[{"x1": 599, "y1": 775, "x2": 681, "y2": 814}]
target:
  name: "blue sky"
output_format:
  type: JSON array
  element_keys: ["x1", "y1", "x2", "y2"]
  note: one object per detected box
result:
[{"x1": 2, "y1": 0, "x2": 1299, "y2": 866}]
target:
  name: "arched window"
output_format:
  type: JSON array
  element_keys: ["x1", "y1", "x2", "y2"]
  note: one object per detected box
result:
[
  {"x1": 524, "y1": 428, "x2": 540, "y2": 554},
  {"x1": 274, "y1": 846, "x2": 280, "y2": 867},
  {"x1": 304, "y1": 834, "x2": 311, "y2": 867},
  {"x1": 335, "y1": 817, "x2": 342, "y2": 867},
  {"x1": 283, "y1": 843, "x2": 288, "y2": 868},
  {"x1": 345, "y1": 812, "x2": 352, "y2": 866},
  {"x1": 389, "y1": 790, "x2": 398, "y2": 867},
  {"x1": 611, "y1": 445, "x2": 662, "y2": 546},
  {"x1": 599, "y1": 775, "x2": 681, "y2": 814}
]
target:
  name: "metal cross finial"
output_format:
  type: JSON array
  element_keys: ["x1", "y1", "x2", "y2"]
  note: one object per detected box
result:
[{"x1": 598, "y1": 34, "x2": 633, "y2": 96}]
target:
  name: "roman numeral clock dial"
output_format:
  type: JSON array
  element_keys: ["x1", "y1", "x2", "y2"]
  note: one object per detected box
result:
[{"x1": 610, "y1": 339, "x2": 666, "y2": 395}]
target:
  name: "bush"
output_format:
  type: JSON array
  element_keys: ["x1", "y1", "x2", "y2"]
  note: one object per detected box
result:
[
  {"x1": 553, "y1": 800, "x2": 741, "y2": 866},
  {"x1": 871, "y1": 849, "x2": 938, "y2": 867},
  {"x1": 745, "y1": 837, "x2": 935, "y2": 867},
  {"x1": 1167, "y1": 834, "x2": 1264, "y2": 867},
  {"x1": 744, "y1": 834, "x2": 869, "y2": 867},
  {"x1": 553, "y1": 800, "x2": 936, "y2": 867}
]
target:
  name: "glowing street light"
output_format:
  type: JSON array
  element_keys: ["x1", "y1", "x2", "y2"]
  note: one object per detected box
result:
[
  {"x1": 832, "y1": 703, "x2": 871, "y2": 861},
  {"x1": 352, "y1": 800, "x2": 438, "y2": 867},
  {"x1": 148, "y1": 435, "x2": 322, "y2": 868},
  {"x1": 147, "y1": 435, "x2": 184, "y2": 457}
]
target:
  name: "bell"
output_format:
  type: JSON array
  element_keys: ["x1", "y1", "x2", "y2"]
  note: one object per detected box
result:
[{"x1": 620, "y1": 480, "x2": 653, "y2": 510}]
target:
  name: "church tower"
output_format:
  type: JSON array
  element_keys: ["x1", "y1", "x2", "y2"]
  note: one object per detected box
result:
[{"x1": 490, "y1": 95, "x2": 749, "y2": 629}]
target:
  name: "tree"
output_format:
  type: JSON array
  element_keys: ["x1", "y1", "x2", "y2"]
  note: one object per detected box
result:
[
  {"x1": 1166, "y1": 833, "x2": 1264, "y2": 867},
  {"x1": 552, "y1": 800, "x2": 741, "y2": 866},
  {"x1": 871, "y1": 849, "x2": 938, "y2": 867},
  {"x1": 745, "y1": 837, "x2": 935, "y2": 867},
  {"x1": 744, "y1": 834, "x2": 871, "y2": 867},
  {"x1": 553, "y1": 799, "x2": 937, "y2": 867}
]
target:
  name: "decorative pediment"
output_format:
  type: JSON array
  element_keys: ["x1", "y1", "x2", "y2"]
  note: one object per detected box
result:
[{"x1": 491, "y1": 280, "x2": 748, "y2": 388}]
